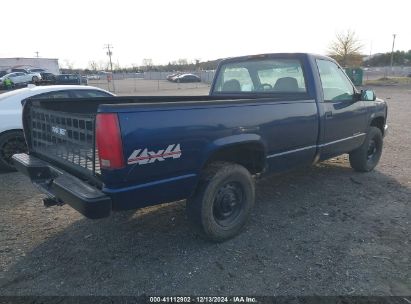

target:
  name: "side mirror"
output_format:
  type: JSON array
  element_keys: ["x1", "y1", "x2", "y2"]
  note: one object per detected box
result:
[{"x1": 361, "y1": 89, "x2": 376, "y2": 101}]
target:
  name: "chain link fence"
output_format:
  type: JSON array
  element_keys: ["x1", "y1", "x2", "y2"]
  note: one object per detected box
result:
[
  {"x1": 87, "y1": 71, "x2": 215, "y2": 95},
  {"x1": 363, "y1": 66, "x2": 411, "y2": 81}
]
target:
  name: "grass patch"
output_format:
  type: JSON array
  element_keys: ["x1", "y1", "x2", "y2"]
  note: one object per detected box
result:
[{"x1": 365, "y1": 77, "x2": 411, "y2": 85}]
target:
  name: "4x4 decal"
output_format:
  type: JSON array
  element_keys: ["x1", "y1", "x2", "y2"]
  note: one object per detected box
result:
[{"x1": 127, "y1": 144, "x2": 182, "y2": 165}]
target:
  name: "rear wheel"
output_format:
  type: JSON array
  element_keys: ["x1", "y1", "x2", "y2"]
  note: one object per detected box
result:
[
  {"x1": 349, "y1": 126, "x2": 383, "y2": 172},
  {"x1": 0, "y1": 131, "x2": 27, "y2": 171},
  {"x1": 186, "y1": 162, "x2": 255, "y2": 242}
]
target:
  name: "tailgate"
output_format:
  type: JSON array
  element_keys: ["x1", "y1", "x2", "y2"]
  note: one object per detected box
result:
[{"x1": 27, "y1": 103, "x2": 101, "y2": 182}]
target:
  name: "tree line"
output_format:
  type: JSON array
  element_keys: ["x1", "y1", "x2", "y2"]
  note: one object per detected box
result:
[
  {"x1": 84, "y1": 58, "x2": 221, "y2": 74},
  {"x1": 64, "y1": 30, "x2": 409, "y2": 74},
  {"x1": 328, "y1": 30, "x2": 410, "y2": 67},
  {"x1": 364, "y1": 50, "x2": 411, "y2": 67}
]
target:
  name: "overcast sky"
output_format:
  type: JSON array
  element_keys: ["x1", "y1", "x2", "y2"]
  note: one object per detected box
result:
[{"x1": 2, "y1": 0, "x2": 410, "y2": 68}]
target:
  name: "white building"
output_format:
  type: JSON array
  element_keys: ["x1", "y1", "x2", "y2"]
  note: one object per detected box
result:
[{"x1": 0, "y1": 57, "x2": 60, "y2": 74}]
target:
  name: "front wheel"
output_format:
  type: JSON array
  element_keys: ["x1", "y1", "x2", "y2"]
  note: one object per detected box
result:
[
  {"x1": 349, "y1": 126, "x2": 383, "y2": 172},
  {"x1": 186, "y1": 162, "x2": 255, "y2": 242}
]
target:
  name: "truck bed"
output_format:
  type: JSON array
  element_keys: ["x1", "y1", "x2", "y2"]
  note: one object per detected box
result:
[{"x1": 24, "y1": 93, "x2": 317, "y2": 189}]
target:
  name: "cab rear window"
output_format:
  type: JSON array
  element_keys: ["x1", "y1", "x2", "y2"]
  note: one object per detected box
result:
[{"x1": 213, "y1": 58, "x2": 306, "y2": 94}]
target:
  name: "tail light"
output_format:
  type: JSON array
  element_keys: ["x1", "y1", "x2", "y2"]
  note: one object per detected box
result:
[{"x1": 96, "y1": 113, "x2": 125, "y2": 169}]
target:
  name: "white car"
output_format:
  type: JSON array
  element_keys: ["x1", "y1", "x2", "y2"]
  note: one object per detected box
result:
[
  {"x1": 87, "y1": 74, "x2": 101, "y2": 80},
  {"x1": 0, "y1": 85, "x2": 115, "y2": 170},
  {"x1": 0, "y1": 71, "x2": 42, "y2": 85}
]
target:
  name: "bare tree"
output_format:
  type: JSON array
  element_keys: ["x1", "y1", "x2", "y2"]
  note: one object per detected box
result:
[
  {"x1": 194, "y1": 59, "x2": 201, "y2": 71},
  {"x1": 131, "y1": 63, "x2": 139, "y2": 72},
  {"x1": 142, "y1": 58, "x2": 153, "y2": 71},
  {"x1": 97, "y1": 60, "x2": 108, "y2": 71},
  {"x1": 177, "y1": 58, "x2": 188, "y2": 66},
  {"x1": 88, "y1": 60, "x2": 98, "y2": 71},
  {"x1": 328, "y1": 30, "x2": 363, "y2": 67},
  {"x1": 113, "y1": 60, "x2": 121, "y2": 72},
  {"x1": 63, "y1": 59, "x2": 74, "y2": 70}
]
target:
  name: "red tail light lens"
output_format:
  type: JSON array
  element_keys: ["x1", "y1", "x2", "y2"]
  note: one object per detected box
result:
[{"x1": 96, "y1": 113, "x2": 125, "y2": 169}]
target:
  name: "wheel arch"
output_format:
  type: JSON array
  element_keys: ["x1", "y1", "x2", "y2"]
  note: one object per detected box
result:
[
  {"x1": 201, "y1": 135, "x2": 267, "y2": 175},
  {"x1": 0, "y1": 128, "x2": 24, "y2": 137},
  {"x1": 370, "y1": 116, "x2": 385, "y2": 136},
  {"x1": 0, "y1": 128, "x2": 26, "y2": 170}
]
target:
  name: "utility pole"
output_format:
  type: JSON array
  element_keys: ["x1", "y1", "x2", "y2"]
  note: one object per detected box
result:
[
  {"x1": 369, "y1": 41, "x2": 372, "y2": 57},
  {"x1": 35, "y1": 51, "x2": 39, "y2": 58},
  {"x1": 104, "y1": 44, "x2": 115, "y2": 92},
  {"x1": 390, "y1": 34, "x2": 396, "y2": 72},
  {"x1": 104, "y1": 44, "x2": 114, "y2": 71}
]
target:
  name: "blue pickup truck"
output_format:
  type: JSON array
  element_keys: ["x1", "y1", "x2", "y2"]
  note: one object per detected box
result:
[{"x1": 13, "y1": 53, "x2": 388, "y2": 241}]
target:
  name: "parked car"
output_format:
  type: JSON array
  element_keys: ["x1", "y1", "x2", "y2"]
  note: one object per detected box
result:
[
  {"x1": 28, "y1": 68, "x2": 47, "y2": 73},
  {"x1": 0, "y1": 71, "x2": 42, "y2": 85},
  {"x1": 10, "y1": 68, "x2": 31, "y2": 73},
  {"x1": 13, "y1": 53, "x2": 388, "y2": 242},
  {"x1": 87, "y1": 74, "x2": 101, "y2": 80},
  {"x1": 38, "y1": 72, "x2": 56, "y2": 85},
  {"x1": 166, "y1": 72, "x2": 182, "y2": 81},
  {"x1": 81, "y1": 76, "x2": 89, "y2": 85},
  {"x1": 55, "y1": 74, "x2": 87, "y2": 85},
  {"x1": 0, "y1": 85, "x2": 114, "y2": 170},
  {"x1": 173, "y1": 73, "x2": 201, "y2": 83}
]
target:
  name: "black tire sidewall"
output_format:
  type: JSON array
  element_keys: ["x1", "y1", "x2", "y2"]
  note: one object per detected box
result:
[
  {"x1": 192, "y1": 163, "x2": 255, "y2": 241},
  {"x1": 350, "y1": 127, "x2": 383, "y2": 172},
  {"x1": 0, "y1": 131, "x2": 25, "y2": 171},
  {"x1": 365, "y1": 127, "x2": 383, "y2": 170}
]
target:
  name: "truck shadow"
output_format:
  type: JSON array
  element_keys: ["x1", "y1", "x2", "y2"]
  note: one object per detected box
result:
[{"x1": 1, "y1": 158, "x2": 410, "y2": 295}]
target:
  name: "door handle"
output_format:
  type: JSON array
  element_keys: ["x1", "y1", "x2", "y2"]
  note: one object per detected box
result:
[{"x1": 325, "y1": 111, "x2": 333, "y2": 119}]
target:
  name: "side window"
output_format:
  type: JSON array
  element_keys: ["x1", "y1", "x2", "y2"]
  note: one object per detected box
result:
[
  {"x1": 316, "y1": 59, "x2": 354, "y2": 101},
  {"x1": 73, "y1": 90, "x2": 112, "y2": 98}
]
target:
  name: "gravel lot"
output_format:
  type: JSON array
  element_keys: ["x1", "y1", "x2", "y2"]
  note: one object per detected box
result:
[
  {"x1": 0, "y1": 84, "x2": 410, "y2": 296},
  {"x1": 88, "y1": 78, "x2": 211, "y2": 96}
]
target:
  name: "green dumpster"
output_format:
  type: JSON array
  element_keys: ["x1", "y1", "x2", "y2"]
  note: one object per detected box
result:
[{"x1": 344, "y1": 67, "x2": 363, "y2": 86}]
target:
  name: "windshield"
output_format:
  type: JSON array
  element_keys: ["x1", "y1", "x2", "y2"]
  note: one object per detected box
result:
[{"x1": 213, "y1": 58, "x2": 306, "y2": 94}]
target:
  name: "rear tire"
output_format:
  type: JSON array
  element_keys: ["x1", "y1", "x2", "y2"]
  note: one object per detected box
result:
[
  {"x1": 349, "y1": 126, "x2": 383, "y2": 172},
  {"x1": 0, "y1": 131, "x2": 27, "y2": 171},
  {"x1": 186, "y1": 161, "x2": 255, "y2": 242}
]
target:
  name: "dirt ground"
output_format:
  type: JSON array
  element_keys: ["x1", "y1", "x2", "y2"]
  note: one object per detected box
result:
[{"x1": 0, "y1": 84, "x2": 410, "y2": 296}]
